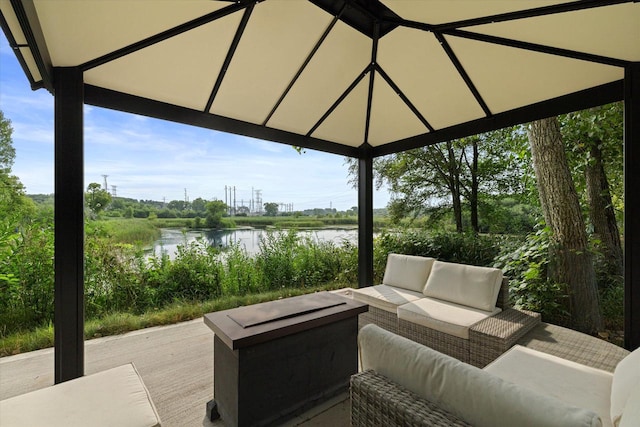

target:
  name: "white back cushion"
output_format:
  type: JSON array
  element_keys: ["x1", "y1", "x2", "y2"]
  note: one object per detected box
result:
[
  {"x1": 359, "y1": 324, "x2": 602, "y2": 427},
  {"x1": 611, "y1": 347, "x2": 640, "y2": 426},
  {"x1": 423, "y1": 260, "x2": 503, "y2": 311},
  {"x1": 619, "y1": 383, "x2": 640, "y2": 427},
  {"x1": 485, "y1": 345, "x2": 613, "y2": 426},
  {"x1": 382, "y1": 253, "x2": 435, "y2": 293}
]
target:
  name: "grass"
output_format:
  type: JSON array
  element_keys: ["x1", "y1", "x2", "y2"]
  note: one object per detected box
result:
[
  {"x1": 94, "y1": 218, "x2": 161, "y2": 245},
  {"x1": 0, "y1": 282, "x2": 345, "y2": 357}
]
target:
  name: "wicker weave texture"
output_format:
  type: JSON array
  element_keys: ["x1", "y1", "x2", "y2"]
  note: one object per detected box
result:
[
  {"x1": 398, "y1": 319, "x2": 470, "y2": 363},
  {"x1": 469, "y1": 309, "x2": 541, "y2": 367},
  {"x1": 359, "y1": 306, "x2": 399, "y2": 335},
  {"x1": 495, "y1": 277, "x2": 510, "y2": 310},
  {"x1": 351, "y1": 370, "x2": 471, "y2": 427},
  {"x1": 517, "y1": 323, "x2": 629, "y2": 372}
]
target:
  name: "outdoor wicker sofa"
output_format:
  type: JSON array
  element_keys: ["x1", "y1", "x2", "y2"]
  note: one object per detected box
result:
[
  {"x1": 352, "y1": 254, "x2": 540, "y2": 367},
  {"x1": 353, "y1": 324, "x2": 638, "y2": 427}
]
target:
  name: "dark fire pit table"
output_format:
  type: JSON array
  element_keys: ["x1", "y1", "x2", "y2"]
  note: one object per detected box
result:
[{"x1": 204, "y1": 291, "x2": 368, "y2": 427}]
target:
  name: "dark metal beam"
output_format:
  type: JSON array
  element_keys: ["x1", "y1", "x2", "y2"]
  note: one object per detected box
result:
[
  {"x1": 53, "y1": 67, "x2": 85, "y2": 383},
  {"x1": 0, "y1": 11, "x2": 42, "y2": 90},
  {"x1": 375, "y1": 64, "x2": 433, "y2": 132},
  {"x1": 306, "y1": 64, "x2": 371, "y2": 138},
  {"x1": 10, "y1": 0, "x2": 54, "y2": 91},
  {"x1": 373, "y1": 80, "x2": 624, "y2": 157},
  {"x1": 432, "y1": 0, "x2": 630, "y2": 31},
  {"x1": 263, "y1": 9, "x2": 343, "y2": 126},
  {"x1": 434, "y1": 32, "x2": 492, "y2": 117},
  {"x1": 81, "y1": 1, "x2": 253, "y2": 71},
  {"x1": 204, "y1": 3, "x2": 254, "y2": 112},
  {"x1": 357, "y1": 143, "x2": 374, "y2": 288},
  {"x1": 624, "y1": 62, "x2": 640, "y2": 351},
  {"x1": 84, "y1": 85, "x2": 359, "y2": 158},
  {"x1": 363, "y1": 22, "x2": 379, "y2": 144},
  {"x1": 444, "y1": 29, "x2": 628, "y2": 68}
]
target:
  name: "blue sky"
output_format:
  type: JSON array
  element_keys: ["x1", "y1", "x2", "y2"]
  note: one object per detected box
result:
[{"x1": 0, "y1": 35, "x2": 389, "y2": 211}]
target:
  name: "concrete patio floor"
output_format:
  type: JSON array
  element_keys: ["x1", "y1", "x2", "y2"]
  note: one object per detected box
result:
[
  {"x1": 0, "y1": 318, "x2": 350, "y2": 427},
  {"x1": 1, "y1": 299, "x2": 627, "y2": 426}
]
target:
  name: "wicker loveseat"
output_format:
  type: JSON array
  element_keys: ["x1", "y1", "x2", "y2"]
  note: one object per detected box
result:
[
  {"x1": 353, "y1": 325, "x2": 638, "y2": 427},
  {"x1": 352, "y1": 254, "x2": 540, "y2": 367}
]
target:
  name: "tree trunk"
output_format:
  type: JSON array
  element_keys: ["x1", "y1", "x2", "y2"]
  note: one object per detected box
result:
[
  {"x1": 585, "y1": 143, "x2": 623, "y2": 279},
  {"x1": 470, "y1": 139, "x2": 479, "y2": 233},
  {"x1": 528, "y1": 117, "x2": 603, "y2": 333},
  {"x1": 447, "y1": 142, "x2": 463, "y2": 232}
]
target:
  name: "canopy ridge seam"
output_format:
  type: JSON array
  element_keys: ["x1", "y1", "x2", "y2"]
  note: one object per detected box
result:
[{"x1": 205, "y1": 2, "x2": 255, "y2": 113}]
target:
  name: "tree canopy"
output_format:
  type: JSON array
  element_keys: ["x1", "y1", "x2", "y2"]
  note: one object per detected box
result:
[{"x1": 264, "y1": 202, "x2": 278, "y2": 217}]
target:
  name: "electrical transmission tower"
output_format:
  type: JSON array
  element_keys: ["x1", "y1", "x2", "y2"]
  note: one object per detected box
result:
[
  {"x1": 102, "y1": 174, "x2": 109, "y2": 191},
  {"x1": 255, "y1": 190, "x2": 262, "y2": 214},
  {"x1": 111, "y1": 185, "x2": 117, "y2": 197}
]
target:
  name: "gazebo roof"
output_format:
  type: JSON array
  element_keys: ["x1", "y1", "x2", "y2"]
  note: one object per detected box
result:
[
  {"x1": 2, "y1": 1, "x2": 640, "y2": 382},
  {"x1": 2, "y1": 0, "x2": 638, "y2": 157}
]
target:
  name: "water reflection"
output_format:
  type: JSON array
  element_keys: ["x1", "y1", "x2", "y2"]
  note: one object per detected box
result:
[{"x1": 149, "y1": 228, "x2": 358, "y2": 259}]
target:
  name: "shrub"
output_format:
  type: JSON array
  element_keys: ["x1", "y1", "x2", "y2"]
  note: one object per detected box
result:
[
  {"x1": 493, "y1": 227, "x2": 570, "y2": 325},
  {"x1": 376, "y1": 229, "x2": 501, "y2": 266}
]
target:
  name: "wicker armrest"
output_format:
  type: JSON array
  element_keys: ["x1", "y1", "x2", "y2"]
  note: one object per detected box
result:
[
  {"x1": 469, "y1": 308, "x2": 541, "y2": 367},
  {"x1": 350, "y1": 370, "x2": 471, "y2": 427}
]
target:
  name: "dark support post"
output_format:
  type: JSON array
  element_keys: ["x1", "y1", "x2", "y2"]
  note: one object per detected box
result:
[
  {"x1": 358, "y1": 144, "x2": 374, "y2": 288},
  {"x1": 53, "y1": 67, "x2": 85, "y2": 383},
  {"x1": 624, "y1": 63, "x2": 640, "y2": 351}
]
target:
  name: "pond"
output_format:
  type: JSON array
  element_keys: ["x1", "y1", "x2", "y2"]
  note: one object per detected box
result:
[{"x1": 148, "y1": 227, "x2": 359, "y2": 258}]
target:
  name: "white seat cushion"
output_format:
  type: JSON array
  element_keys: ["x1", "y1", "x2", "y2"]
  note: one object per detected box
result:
[
  {"x1": 382, "y1": 253, "x2": 435, "y2": 293},
  {"x1": 0, "y1": 363, "x2": 161, "y2": 427},
  {"x1": 358, "y1": 325, "x2": 602, "y2": 427},
  {"x1": 351, "y1": 284, "x2": 424, "y2": 313},
  {"x1": 423, "y1": 260, "x2": 503, "y2": 311},
  {"x1": 611, "y1": 347, "x2": 640, "y2": 426},
  {"x1": 485, "y1": 345, "x2": 613, "y2": 427},
  {"x1": 397, "y1": 297, "x2": 500, "y2": 339}
]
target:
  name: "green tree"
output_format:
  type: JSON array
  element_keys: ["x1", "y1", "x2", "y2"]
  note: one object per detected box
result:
[
  {"x1": 528, "y1": 117, "x2": 602, "y2": 333},
  {"x1": 560, "y1": 103, "x2": 623, "y2": 281},
  {"x1": 205, "y1": 200, "x2": 227, "y2": 228},
  {"x1": 0, "y1": 111, "x2": 16, "y2": 173},
  {"x1": 191, "y1": 197, "x2": 207, "y2": 214},
  {"x1": 264, "y1": 202, "x2": 278, "y2": 217},
  {"x1": 359, "y1": 129, "x2": 526, "y2": 232},
  {"x1": 167, "y1": 200, "x2": 188, "y2": 211},
  {"x1": 0, "y1": 111, "x2": 33, "y2": 225},
  {"x1": 86, "y1": 182, "x2": 112, "y2": 213}
]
